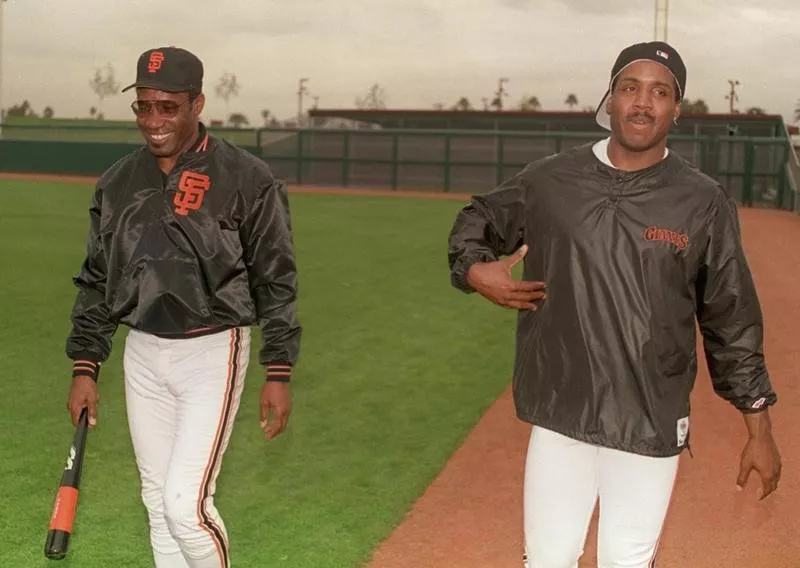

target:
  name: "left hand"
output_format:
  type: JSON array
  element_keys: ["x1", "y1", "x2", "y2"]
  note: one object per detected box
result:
[
  {"x1": 260, "y1": 381, "x2": 292, "y2": 441},
  {"x1": 736, "y1": 428, "x2": 782, "y2": 500}
]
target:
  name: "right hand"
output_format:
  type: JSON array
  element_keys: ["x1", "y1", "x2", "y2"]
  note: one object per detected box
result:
[
  {"x1": 67, "y1": 376, "x2": 99, "y2": 428},
  {"x1": 466, "y1": 244, "x2": 547, "y2": 310},
  {"x1": 260, "y1": 381, "x2": 293, "y2": 441}
]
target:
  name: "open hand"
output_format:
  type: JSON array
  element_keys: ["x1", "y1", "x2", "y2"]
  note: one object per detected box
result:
[
  {"x1": 260, "y1": 381, "x2": 293, "y2": 441},
  {"x1": 466, "y1": 245, "x2": 547, "y2": 310},
  {"x1": 736, "y1": 431, "x2": 782, "y2": 500}
]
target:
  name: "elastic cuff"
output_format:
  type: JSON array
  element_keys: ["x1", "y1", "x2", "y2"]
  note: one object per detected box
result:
[
  {"x1": 265, "y1": 363, "x2": 292, "y2": 382},
  {"x1": 72, "y1": 359, "x2": 100, "y2": 382},
  {"x1": 451, "y1": 250, "x2": 496, "y2": 293},
  {"x1": 737, "y1": 392, "x2": 777, "y2": 414}
]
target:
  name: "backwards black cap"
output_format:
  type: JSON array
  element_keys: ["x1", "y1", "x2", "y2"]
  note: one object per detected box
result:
[
  {"x1": 122, "y1": 46, "x2": 204, "y2": 94},
  {"x1": 595, "y1": 41, "x2": 687, "y2": 130}
]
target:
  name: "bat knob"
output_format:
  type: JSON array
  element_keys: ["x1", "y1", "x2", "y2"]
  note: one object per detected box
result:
[{"x1": 45, "y1": 528, "x2": 71, "y2": 560}]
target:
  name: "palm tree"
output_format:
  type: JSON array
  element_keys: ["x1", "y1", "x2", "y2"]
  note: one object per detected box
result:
[
  {"x1": 88, "y1": 63, "x2": 120, "y2": 117},
  {"x1": 565, "y1": 94, "x2": 578, "y2": 110},
  {"x1": 215, "y1": 72, "x2": 241, "y2": 118}
]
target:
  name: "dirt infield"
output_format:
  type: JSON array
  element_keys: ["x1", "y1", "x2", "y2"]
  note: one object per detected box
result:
[
  {"x1": 5, "y1": 171, "x2": 799, "y2": 566},
  {"x1": 366, "y1": 207, "x2": 800, "y2": 568}
]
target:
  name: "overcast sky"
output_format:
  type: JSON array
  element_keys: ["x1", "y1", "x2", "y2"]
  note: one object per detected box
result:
[{"x1": 2, "y1": 0, "x2": 798, "y2": 125}]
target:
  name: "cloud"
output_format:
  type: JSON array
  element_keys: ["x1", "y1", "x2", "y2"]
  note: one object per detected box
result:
[
  {"x1": 497, "y1": 0, "x2": 535, "y2": 10},
  {"x1": 555, "y1": 0, "x2": 646, "y2": 16},
  {"x1": 2, "y1": 0, "x2": 797, "y2": 123}
]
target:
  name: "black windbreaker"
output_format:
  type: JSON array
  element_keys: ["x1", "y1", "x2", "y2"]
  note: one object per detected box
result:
[
  {"x1": 65, "y1": 124, "x2": 301, "y2": 376},
  {"x1": 448, "y1": 142, "x2": 776, "y2": 457}
]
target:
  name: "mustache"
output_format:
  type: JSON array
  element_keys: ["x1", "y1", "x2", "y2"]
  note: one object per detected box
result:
[{"x1": 627, "y1": 112, "x2": 655, "y2": 122}]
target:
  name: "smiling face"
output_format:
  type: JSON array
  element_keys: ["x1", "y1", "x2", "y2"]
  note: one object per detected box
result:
[
  {"x1": 132, "y1": 88, "x2": 205, "y2": 159},
  {"x1": 606, "y1": 60, "x2": 681, "y2": 153}
]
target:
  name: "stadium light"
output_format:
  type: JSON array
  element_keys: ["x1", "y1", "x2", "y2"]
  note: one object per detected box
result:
[
  {"x1": 0, "y1": 0, "x2": 6, "y2": 137},
  {"x1": 654, "y1": 0, "x2": 669, "y2": 42},
  {"x1": 297, "y1": 78, "x2": 309, "y2": 127}
]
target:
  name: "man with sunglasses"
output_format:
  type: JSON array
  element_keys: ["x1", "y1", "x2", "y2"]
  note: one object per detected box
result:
[{"x1": 64, "y1": 46, "x2": 301, "y2": 568}]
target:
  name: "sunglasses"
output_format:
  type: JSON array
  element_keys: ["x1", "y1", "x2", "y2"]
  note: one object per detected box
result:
[{"x1": 130, "y1": 99, "x2": 191, "y2": 118}]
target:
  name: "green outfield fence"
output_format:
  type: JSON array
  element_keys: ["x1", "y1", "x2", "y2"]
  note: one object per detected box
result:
[{"x1": 1, "y1": 123, "x2": 797, "y2": 211}]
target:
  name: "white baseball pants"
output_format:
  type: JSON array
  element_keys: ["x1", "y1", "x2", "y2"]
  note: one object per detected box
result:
[
  {"x1": 123, "y1": 326, "x2": 250, "y2": 568},
  {"x1": 523, "y1": 426, "x2": 679, "y2": 568}
]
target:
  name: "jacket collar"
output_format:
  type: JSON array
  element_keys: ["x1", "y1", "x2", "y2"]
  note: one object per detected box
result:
[
  {"x1": 190, "y1": 122, "x2": 210, "y2": 153},
  {"x1": 175, "y1": 122, "x2": 213, "y2": 168},
  {"x1": 579, "y1": 141, "x2": 682, "y2": 189}
]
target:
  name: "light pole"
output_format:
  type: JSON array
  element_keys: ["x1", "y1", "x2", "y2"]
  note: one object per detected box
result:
[
  {"x1": 726, "y1": 79, "x2": 741, "y2": 114},
  {"x1": 297, "y1": 78, "x2": 308, "y2": 127},
  {"x1": 654, "y1": 0, "x2": 669, "y2": 42},
  {"x1": 494, "y1": 77, "x2": 508, "y2": 111},
  {"x1": 0, "y1": 0, "x2": 7, "y2": 137}
]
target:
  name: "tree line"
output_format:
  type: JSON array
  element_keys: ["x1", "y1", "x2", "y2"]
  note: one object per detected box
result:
[
  {"x1": 3, "y1": 64, "x2": 799, "y2": 125},
  {"x1": 2, "y1": 63, "x2": 262, "y2": 128}
]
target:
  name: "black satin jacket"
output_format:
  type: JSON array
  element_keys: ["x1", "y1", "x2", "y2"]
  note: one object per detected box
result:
[
  {"x1": 65, "y1": 125, "x2": 301, "y2": 374},
  {"x1": 448, "y1": 142, "x2": 776, "y2": 457}
]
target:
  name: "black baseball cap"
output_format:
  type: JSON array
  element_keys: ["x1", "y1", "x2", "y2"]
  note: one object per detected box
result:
[
  {"x1": 595, "y1": 41, "x2": 686, "y2": 130},
  {"x1": 122, "y1": 46, "x2": 204, "y2": 94}
]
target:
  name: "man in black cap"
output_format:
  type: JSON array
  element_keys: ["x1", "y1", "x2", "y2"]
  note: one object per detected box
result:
[
  {"x1": 65, "y1": 46, "x2": 302, "y2": 568},
  {"x1": 447, "y1": 41, "x2": 782, "y2": 567}
]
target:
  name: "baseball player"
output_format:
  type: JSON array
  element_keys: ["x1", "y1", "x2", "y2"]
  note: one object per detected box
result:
[
  {"x1": 65, "y1": 46, "x2": 301, "y2": 568},
  {"x1": 447, "y1": 41, "x2": 782, "y2": 567}
]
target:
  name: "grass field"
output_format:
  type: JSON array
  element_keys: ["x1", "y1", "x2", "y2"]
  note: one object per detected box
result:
[{"x1": 0, "y1": 179, "x2": 517, "y2": 568}]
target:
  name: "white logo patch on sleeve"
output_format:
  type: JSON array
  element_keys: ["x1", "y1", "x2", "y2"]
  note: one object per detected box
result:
[{"x1": 677, "y1": 417, "x2": 689, "y2": 447}]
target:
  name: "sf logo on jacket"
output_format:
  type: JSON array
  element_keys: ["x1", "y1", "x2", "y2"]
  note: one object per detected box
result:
[{"x1": 174, "y1": 171, "x2": 211, "y2": 216}]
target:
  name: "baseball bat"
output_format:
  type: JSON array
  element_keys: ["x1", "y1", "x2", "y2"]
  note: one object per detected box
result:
[{"x1": 44, "y1": 407, "x2": 90, "y2": 560}]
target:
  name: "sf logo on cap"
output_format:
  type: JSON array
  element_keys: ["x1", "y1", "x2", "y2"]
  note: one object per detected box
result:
[{"x1": 148, "y1": 51, "x2": 165, "y2": 73}]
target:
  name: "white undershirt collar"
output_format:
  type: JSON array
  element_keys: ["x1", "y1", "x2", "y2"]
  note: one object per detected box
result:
[{"x1": 592, "y1": 137, "x2": 668, "y2": 170}]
